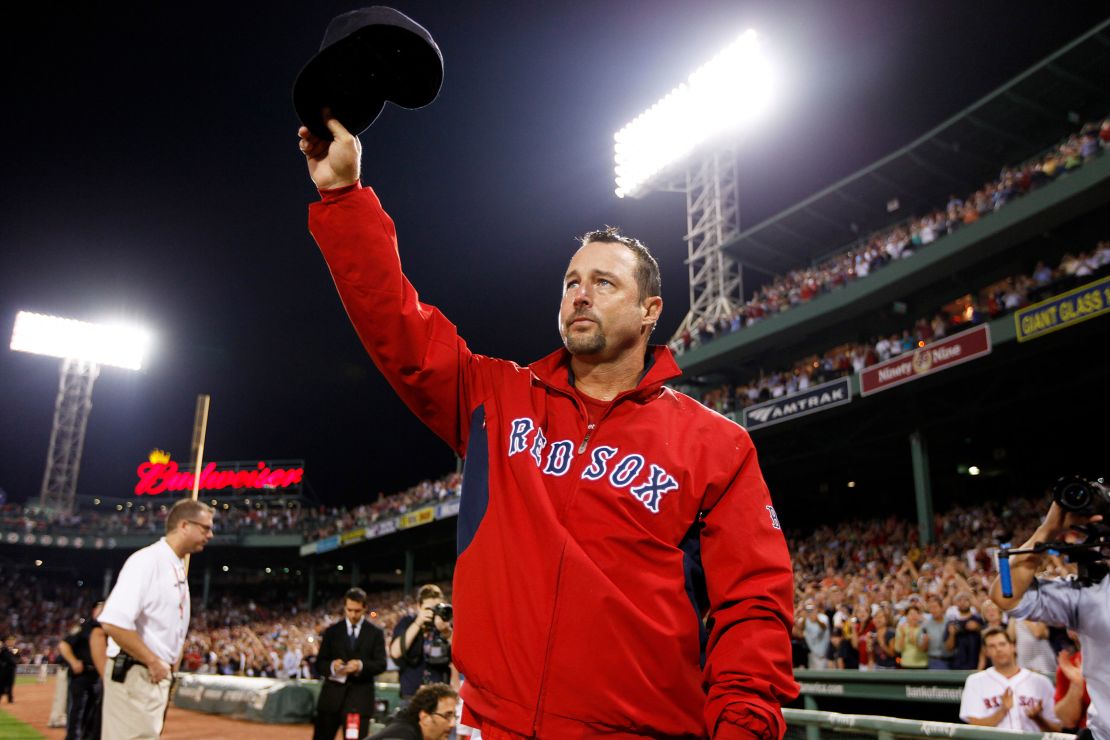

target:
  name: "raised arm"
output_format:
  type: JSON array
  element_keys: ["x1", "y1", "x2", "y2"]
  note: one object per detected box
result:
[
  {"x1": 989, "y1": 503, "x2": 1101, "y2": 611},
  {"x1": 300, "y1": 116, "x2": 491, "y2": 454}
]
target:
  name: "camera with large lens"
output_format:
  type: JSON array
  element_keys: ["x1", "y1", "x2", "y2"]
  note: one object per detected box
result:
[
  {"x1": 422, "y1": 603, "x2": 453, "y2": 668},
  {"x1": 430, "y1": 602, "x2": 452, "y2": 622},
  {"x1": 422, "y1": 602, "x2": 452, "y2": 636},
  {"x1": 1052, "y1": 475, "x2": 1110, "y2": 518}
]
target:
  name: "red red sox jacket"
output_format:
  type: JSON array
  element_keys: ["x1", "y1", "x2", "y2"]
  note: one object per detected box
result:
[{"x1": 309, "y1": 183, "x2": 798, "y2": 739}]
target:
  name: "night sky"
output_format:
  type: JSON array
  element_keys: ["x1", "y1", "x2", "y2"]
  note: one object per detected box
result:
[{"x1": 1, "y1": 2, "x2": 1106, "y2": 508}]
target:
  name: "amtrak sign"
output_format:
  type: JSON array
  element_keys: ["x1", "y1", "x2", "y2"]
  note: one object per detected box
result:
[{"x1": 742, "y1": 377, "x2": 853, "y2": 431}]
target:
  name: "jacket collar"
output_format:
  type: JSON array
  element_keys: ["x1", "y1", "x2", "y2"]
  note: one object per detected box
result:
[{"x1": 529, "y1": 345, "x2": 682, "y2": 403}]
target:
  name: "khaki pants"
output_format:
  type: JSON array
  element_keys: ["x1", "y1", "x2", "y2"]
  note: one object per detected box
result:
[
  {"x1": 48, "y1": 669, "x2": 68, "y2": 727},
  {"x1": 101, "y1": 660, "x2": 170, "y2": 740}
]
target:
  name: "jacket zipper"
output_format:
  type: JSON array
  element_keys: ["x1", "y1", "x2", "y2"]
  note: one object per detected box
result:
[
  {"x1": 532, "y1": 540, "x2": 568, "y2": 734},
  {"x1": 577, "y1": 423, "x2": 596, "y2": 454}
]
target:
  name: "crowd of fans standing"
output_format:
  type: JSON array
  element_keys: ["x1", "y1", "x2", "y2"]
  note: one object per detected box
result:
[
  {"x1": 790, "y1": 493, "x2": 1075, "y2": 676},
  {"x1": 696, "y1": 239, "x2": 1110, "y2": 415},
  {"x1": 674, "y1": 116, "x2": 1110, "y2": 354}
]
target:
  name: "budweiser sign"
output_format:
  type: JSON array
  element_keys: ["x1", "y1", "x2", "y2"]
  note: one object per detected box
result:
[
  {"x1": 858, "y1": 324, "x2": 991, "y2": 397},
  {"x1": 135, "y1": 450, "x2": 304, "y2": 496}
]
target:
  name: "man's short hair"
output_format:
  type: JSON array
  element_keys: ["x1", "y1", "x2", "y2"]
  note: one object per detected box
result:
[
  {"x1": 344, "y1": 587, "x2": 368, "y2": 606},
  {"x1": 982, "y1": 626, "x2": 1013, "y2": 644},
  {"x1": 579, "y1": 227, "x2": 661, "y2": 301},
  {"x1": 400, "y1": 682, "x2": 457, "y2": 722},
  {"x1": 417, "y1": 584, "x2": 444, "y2": 603},
  {"x1": 165, "y1": 499, "x2": 214, "y2": 534}
]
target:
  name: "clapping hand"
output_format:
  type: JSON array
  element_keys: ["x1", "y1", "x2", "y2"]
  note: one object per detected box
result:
[{"x1": 1057, "y1": 651, "x2": 1084, "y2": 685}]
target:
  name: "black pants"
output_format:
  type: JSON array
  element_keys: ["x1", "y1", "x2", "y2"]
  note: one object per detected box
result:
[
  {"x1": 313, "y1": 711, "x2": 370, "y2": 740},
  {"x1": 66, "y1": 677, "x2": 101, "y2": 740}
]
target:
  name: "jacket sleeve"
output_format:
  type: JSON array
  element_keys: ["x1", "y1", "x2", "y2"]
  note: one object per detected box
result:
[
  {"x1": 700, "y1": 435, "x2": 798, "y2": 740},
  {"x1": 308, "y1": 183, "x2": 488, "y2": 456},
  {"x1": 361, "y1": 625, "x2": 388, "y2": 679},
  {"x1": 316, "y1": 627, "x2": 335, "y2": 679}
]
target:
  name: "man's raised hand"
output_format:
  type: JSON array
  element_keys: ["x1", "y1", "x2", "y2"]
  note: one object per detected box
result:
[{"x1": 299, "y1": 115, "x2": 361, "y2": 191}]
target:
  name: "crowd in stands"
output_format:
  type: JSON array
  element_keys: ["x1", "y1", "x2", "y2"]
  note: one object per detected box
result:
[
  {"x1": 0, "y1": 472, "x2": 462, "y2": 541},
  {"x1": 0, "y1": 560, "x2": 449, "y2": 679},
  {"x1": 673, "y1": 116, "x2": 1110, "y2": 354},
  {"x1": 306, "y1": 473, "x2": 461, "y2": 541},
  {"x1": 1, "y1": 489, "x2": 1080, "y2": 681},
  {"x1": 695, "y1": 239, "x2": 1110, "y2": 415},
  {"x1": 0, "y1": 566, "x2": 101, "y2": 667},
  {"x1": 790, "y1": 492, "x2": 1077, "y2": 675},
  {"x1": 178, "y1": 585, "x2": 452, "y2": 679}
]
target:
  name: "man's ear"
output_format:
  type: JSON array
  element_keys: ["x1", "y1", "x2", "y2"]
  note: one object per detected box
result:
[{"x1": 642, "y1": 296, "x2": 663, "y2": 330}]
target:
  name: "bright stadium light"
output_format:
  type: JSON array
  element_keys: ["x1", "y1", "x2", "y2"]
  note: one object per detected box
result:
[
  {"x1": 10, "y1": 310, "x2": 153, "y2": 514},
  {"x1": 614, "y1": 29, "x2": 775, "y2": 199},
  {"x1": 11, "y1": 311, "x2": 151, "y2": 370}
]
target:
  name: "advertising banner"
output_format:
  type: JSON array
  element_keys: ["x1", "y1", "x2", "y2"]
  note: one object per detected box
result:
[
  {"x1": 339, "y1": 528, "x2": 366, "y2": 546},
  {"x1": 314, "y1": 535, "x2": 340, "y2": 554},
  {"x1": 1014, "y1": 274, "x2": 1110, "y2": 342},
  {"x1": 742, "y1": 377, "x2": 852, "y2": 431},
  {"x1": 859, "y1": 324, "x2": 991, "y2": 397},
  {"x1": 398, "y1": 506, "x2": 436, "y2": 530}
]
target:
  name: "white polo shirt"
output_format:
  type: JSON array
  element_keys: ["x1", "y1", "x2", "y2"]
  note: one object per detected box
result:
[{"x1": 99, "y1": 538, "x2": 190, "y2": 665}]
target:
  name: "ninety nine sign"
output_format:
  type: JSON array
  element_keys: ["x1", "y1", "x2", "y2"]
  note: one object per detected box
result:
[
  {"x1": 859, "y1": 324, "x2": 991, "y2": 397},
  {"x1": 134, "y1": 450, "x2": 304, "y2": 496},
  {"x1": 742, "y1": 377, "x2": 853, "y2": 431}
]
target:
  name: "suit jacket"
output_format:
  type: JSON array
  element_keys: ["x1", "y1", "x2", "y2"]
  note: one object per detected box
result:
[{"x1": 315, "y1": 618, "x2": 387, "y2": 716}]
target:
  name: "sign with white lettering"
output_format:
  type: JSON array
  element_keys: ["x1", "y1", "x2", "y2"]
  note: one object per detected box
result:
[
  {"x1": 858, "y1": 324, "x2": 991, "y2": 396},
  {"x1": 742, "y1": 377, "x2": 853, "y2": 430}
]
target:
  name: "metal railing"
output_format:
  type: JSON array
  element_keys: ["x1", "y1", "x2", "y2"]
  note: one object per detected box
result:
[{"x1": 785, "y1": 708, "x2": 1075, "y2": 740}]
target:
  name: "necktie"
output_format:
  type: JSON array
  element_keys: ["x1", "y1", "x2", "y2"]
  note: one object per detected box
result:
[{"x1": 348, "y1": 627, "x2": 357, "y2": 650}]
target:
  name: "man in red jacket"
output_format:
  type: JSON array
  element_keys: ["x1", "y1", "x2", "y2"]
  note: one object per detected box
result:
[{"x1": 298, "y1": 117, "x2": 797, "y2": 739}]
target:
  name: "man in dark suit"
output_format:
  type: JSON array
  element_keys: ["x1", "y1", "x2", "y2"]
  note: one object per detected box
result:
[{"x1": 314, "y1": 588, "x2": 388, "y2": 740}]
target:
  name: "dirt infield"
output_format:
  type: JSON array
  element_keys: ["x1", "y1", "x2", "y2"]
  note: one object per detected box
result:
[{"x1": 5, "y1": 677, "x2": 314, "y2": 739}]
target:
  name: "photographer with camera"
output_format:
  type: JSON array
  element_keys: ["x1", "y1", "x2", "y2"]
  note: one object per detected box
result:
[
  {"x1": 990, "y1": 476, "x2": 1108, "y2": 740},
  {"x1": 390, "y1": 585, "x2": 453, "y2": 701}
]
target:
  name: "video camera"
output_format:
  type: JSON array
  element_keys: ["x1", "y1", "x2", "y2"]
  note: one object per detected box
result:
[
  {"x1": 1053, "y1": 475, "x2": 1110, "y2": 519},
  {"x1": 999, "y1": 475, "x2": 1110, "y2": 594}
]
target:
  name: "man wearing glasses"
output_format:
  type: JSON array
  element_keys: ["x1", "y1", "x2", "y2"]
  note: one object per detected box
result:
[
  {"x1": 99, "y1": 499, "x2": 215, "y2": 739},
  {"x1": 367, "y1": 683, "x2": 458, "y2": 740}
]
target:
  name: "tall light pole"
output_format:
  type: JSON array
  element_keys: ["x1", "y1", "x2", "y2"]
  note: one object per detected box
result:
[
  {"x1": 614, "y1": 29, "x2": 776, "y2": 343},
  {"x1": 10, "y1": 311, "x2": 151, "y2": 514}
]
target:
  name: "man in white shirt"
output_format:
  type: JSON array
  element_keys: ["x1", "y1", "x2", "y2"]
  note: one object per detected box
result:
[
  {"x1": 959, "y1": 627, "x2": 1060, "y2": 731},
  {"x1": 99, "y1": 499, "x2": 214, "y2": 739}
]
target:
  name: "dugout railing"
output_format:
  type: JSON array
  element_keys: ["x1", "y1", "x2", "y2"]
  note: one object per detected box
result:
[{"x1": 784, "y1": 708, "x2": 1075, "y2": 740}]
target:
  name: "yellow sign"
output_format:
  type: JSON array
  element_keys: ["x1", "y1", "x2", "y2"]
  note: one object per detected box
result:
[
  {"x1": 340, "y1": 528, "x2": 366, "y2": 544},
  {"x1": 1015, "y1": 275, "x2": 1110, "y2": 342},
  {"x1": 399, "y1": 507, "x2": 436, "y2": 530}
]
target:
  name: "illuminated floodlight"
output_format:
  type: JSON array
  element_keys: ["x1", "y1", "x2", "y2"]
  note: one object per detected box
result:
[
  {"x1": 10, "y1": 310, "x2": 153, "y2": 514},
  {"x1": 614, "y1": 29, "x2": 775, "y2": 198},
  {"x1": 11, "y1": 311, "x2": 151, "y2": 370}
]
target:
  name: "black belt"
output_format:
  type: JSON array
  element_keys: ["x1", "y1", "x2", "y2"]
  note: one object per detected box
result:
[{"x1": 110, "y1": 651, "x2": 142, "y2": 683}]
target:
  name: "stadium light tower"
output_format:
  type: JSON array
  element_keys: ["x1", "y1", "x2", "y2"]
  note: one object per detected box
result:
[
  {"x1": 614, "y1": 29, "x2": 775, "y2": 344},
  {"x1": 10, "y1": 311, "x2": 151, "y2": 514}
]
